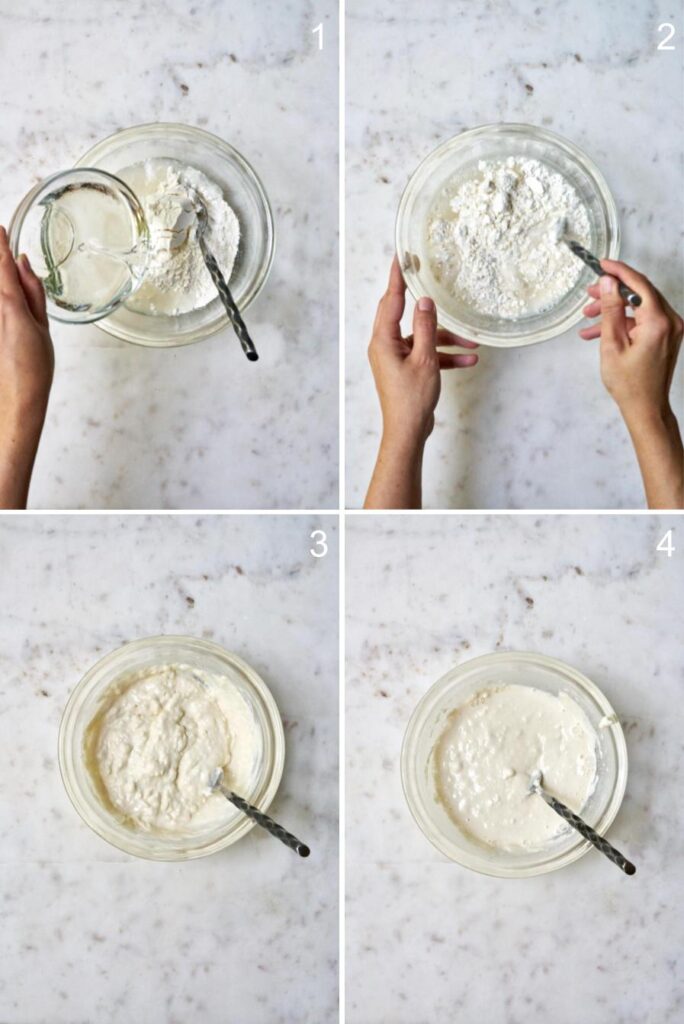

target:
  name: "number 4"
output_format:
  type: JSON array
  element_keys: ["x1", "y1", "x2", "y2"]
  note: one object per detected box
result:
[{"x1": 657, "y1": 530, "x2": 675, "y2": 557}]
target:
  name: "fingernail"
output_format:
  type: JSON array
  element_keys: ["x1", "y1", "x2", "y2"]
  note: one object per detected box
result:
[
  {"x1": 418, "y1": 297, "x2": 434, "y2": 312},
  {"x1": 19, "y1": 253, "x2": 30, "y2": 269},
  {"x1": 600, "y1": 274, "x2": 615, "y2": 295}
]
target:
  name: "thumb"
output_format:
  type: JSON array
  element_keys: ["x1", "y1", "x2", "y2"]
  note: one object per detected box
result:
[
  {"x1": 410, "y1": 296, "x2": 438, "y2": 364},
  {"x1": 599, "y1": 274, "x2": 628, "y2": 348}
]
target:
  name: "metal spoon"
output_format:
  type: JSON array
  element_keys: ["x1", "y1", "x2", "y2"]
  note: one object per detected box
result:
[
  {"x1": 555, "y1": 219, "x2": 641, "y2": 307},
  {"x1": 529, "y1": 769, "x2": 635, "y2": 876},
  {"x1": 193, "y1": 196, "x2": 259, "y2": 362},
  {"x1": 209, "y1": 768, "x2": 310, "y2": 857}
]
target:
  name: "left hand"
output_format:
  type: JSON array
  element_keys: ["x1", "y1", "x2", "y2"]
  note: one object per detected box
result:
[{"x1": 368, "y1": 256, "x2": 478, "y2": 449}]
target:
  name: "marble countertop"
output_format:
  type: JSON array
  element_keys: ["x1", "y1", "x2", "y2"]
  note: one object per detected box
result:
[
  {"x1": 346, "y1": 514, "x2": 684, "y2": 1023},
  {"x1": 0, "y1": 514, "x2": 338, "y2": 1024},
  {"x1": 345, "y1": 0, "x2": 684, "y2": 509},
  {"x1": 0, "y1": 0, "x2": 338, "y2": 509}
]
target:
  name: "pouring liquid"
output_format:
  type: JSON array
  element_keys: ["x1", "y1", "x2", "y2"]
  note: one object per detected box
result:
[{"x1": 40, "y1": 180, "x2": 147, "y2": 315}]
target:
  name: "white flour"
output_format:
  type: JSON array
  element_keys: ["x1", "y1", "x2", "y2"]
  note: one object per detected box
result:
[
  {"x1": 118, "y1": 158, "x2": 240, "y2": 316},
  {"x1": 428, "y1": 156, "x2": 591, "y2": 319}
]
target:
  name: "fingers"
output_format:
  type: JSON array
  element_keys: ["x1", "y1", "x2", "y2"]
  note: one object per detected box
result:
[
  {"x1": 582, "y1": 300, "x2": 602, "y2": 319},
  {"x1": 438, "y1": 351, "x2": 479, "y2": 369},
  {"x1": 435, "y1": 328, "x2": 479, "y2": 350},
  {"x1": 599, "y1": 259, "x2": 661, "y2": 315},
  {"x1": 597, "y1": 274, "x2": 629, "y2": 349},
  {"x1": 580, "y1": 315, "x2": 638, "y2": 341},
  {"x1": 372, "y1": 256, "x2": 406, "y2": 342},
  {"x1": 0, "y1": 224, "x2": 24, "y2": 299},
  {"x1": 410, "y1": 295, "x2": 438, "y2": 363},
  {"x1": 16, "y1": 254, "x2": 48, "y2": 326}
]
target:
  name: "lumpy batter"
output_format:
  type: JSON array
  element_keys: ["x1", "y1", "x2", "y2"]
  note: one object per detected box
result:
[
  {"x1": 433, "y1": 684, "x2": 598, "y2": 851},
  {"x1": 87, "y1": 664, "x2": 259, "y2": 833}
]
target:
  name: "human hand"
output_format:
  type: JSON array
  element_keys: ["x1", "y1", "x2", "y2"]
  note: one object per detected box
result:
[
  {"x1": 579, "y1": 259, "x2": 682, "y2": 423},
  {"x1": 0, "y1": 224, "x2": 54, "y2": 508},
  {"x1": 579, "y1": 259, "x2": 683, "y2": 509},
  {"x1": 368, "y1": 256, "x2": 478, "y2": 449}
]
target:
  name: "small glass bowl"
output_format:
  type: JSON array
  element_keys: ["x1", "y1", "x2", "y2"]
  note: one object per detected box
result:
[
  {"x1": 401, "y1": 651, "x2": 628, "y2": 877},
  {"x1": 58, "y1": 635, "x2": 285, "y2": 861},
  {"x1": 8, "y1": 168, "x2": 148, "y2": 325},
  {"x1": 396, "y1": 123, "x2": 620, "y2": 347},
  {"x1": 74, "y1": 122, "x2": 275, "y2": 347}
]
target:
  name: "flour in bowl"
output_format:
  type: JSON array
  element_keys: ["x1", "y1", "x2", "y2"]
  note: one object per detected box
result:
[
  {"x1": 118, "y1": 158, "x2": 240, "y2": 316},
  {"x1": 428, "y1": 156, "x2": 591, "y2": 319}
]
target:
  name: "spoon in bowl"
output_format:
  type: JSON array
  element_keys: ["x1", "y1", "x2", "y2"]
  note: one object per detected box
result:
[
  {"x1": 555, "y1": 218, "x2": 641, "y2": 308},
  {"x1": 209, "y1": 768, "x2": 310, "y2": 858},
  {"x1": 192, "y1": 194, "x2": 259, "y2": 362},
  {"x1": 529, "y1": 769, "x2": 635, "y2": 876}
]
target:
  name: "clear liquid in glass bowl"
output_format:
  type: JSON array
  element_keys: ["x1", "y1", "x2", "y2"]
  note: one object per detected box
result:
[{"x1": 8, "y1": 168, "x2": 148, "y2": 324}]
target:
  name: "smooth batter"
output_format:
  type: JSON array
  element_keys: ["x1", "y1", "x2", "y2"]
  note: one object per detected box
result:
[
  {"x1": 433, "y1": 684, "x2": 598, "y2": 851},
  {"x1": 86, "y1": 664, "x2": 260, "y2": 833}
]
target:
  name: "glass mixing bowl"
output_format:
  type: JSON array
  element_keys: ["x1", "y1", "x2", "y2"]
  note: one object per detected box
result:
[
  {"x1": 401, "y1": 651, "x2": 628, "y2": 878},
  {"x1": 74, "y1": 122, "x2": 275, "y2": 346},
  {"x1": 396, "y1": 123, "x2": 620, "y2": 347},
  {"x1": 58, "y1": 636, "x2": 285, "y2": 861}
]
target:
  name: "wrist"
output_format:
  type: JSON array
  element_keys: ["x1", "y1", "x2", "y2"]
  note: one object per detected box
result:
[
  {"x1": 619, "y1": 399, "x2": 677, "y2": 437},
  {"x1": 379, "y1": 425, "x2": 429, "y2": 460},
  {"x1": 381, "y1": 411, "x2": 434, "y2": 451}
]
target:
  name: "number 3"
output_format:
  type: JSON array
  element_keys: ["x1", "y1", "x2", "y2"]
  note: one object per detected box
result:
[{"x1": 310, "y1": 529, "x2": 328, "y2": 558}]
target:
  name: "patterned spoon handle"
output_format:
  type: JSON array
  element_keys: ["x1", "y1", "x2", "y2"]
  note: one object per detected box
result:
[
  {"x1": 220, "y1": 786, "x2": 310, "y2": 858},
  {"x1": 566, "y1": 239, "x2": 641, "y2": 308},
  {"x1": 198, "y1": 236, "x2": 259, "y2": 361},
  {"x1": 537, "y1": 786, "x2": 635, "y2": 875}
]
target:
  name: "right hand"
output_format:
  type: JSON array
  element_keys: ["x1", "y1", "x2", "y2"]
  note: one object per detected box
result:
[{"x1": 579, "y1": 259, "x2": 683, "y2": 422}]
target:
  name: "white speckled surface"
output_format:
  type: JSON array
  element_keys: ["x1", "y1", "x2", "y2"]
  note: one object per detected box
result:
[
  {"x1": 346, "y1": 514, "x2": 684, "y2": 1023},
  {"x1": 0, "y1": 514, "x2": 338, "y2": 1024},
  {"x1": 0, "y1": 0, "x2": 338, "y2": 509},
  {"x1": 346, "y1": 0, "x2": 684, "y2": 509}
]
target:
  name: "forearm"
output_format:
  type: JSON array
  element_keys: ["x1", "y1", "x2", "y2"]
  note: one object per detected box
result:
[
  {"x1": 364, "y1": 431, "x2": 426, "y2": 509},
  {"x1": 621, "y1": 404, "x2": 684, "y2": 510},
  {"x1": 0, "y1": 411, "x2": 45, "y2": 509}
]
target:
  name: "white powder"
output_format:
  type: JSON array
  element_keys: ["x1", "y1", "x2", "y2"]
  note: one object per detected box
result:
[
  {"x1": 428, "y1": 156, "x2": 592, "y2": 319},
  {"x1": 118, "y1": 158, "x2": 240, "y2": 316}
]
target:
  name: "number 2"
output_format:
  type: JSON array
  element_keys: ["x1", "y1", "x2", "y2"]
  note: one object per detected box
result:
[
  {"x1": 656, "y1": 530, "x2": 675, "y2": 557},
  {"x1": 310, "y1": 529, "x2": 328, "y2": 558},
  {"x1": 657, "y1": 23, "x2": 676, "y2": 50}
]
